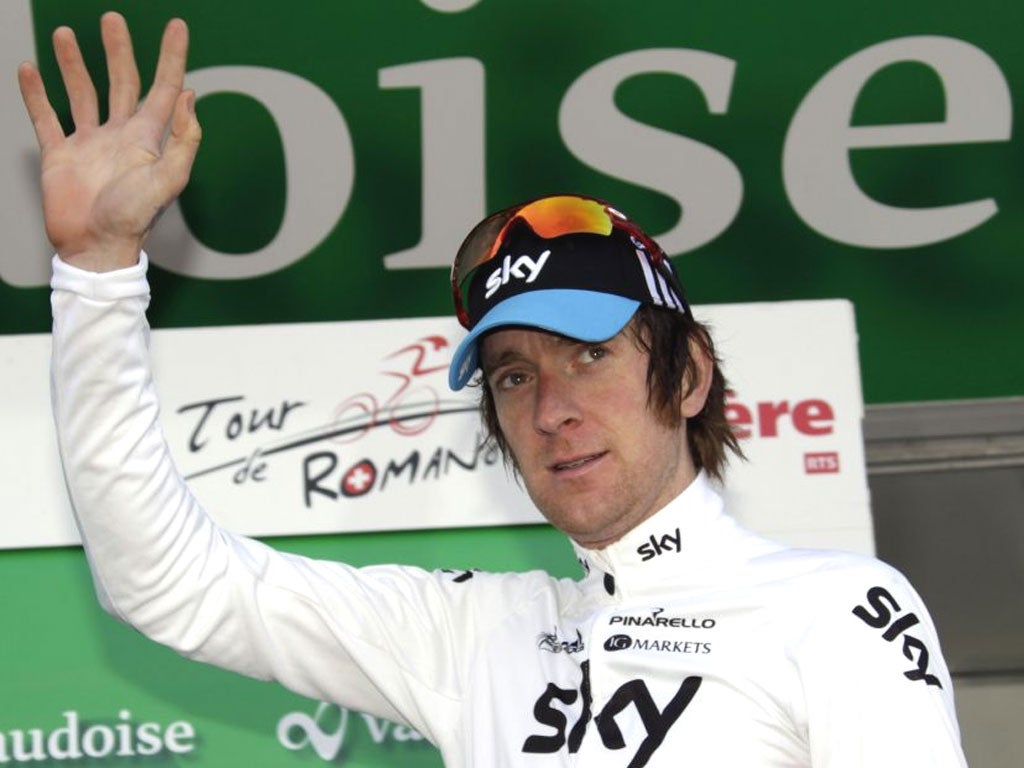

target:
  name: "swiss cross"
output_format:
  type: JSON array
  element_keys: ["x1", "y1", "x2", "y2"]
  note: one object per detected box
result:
[{"x1": 343, "y1": 465, "x2": 374, "y2": 494}]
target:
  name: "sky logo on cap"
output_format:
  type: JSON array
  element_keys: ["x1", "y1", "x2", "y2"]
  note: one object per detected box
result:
[{"x1": 484, "y1": 250, "x2": 551, "y2": 300}]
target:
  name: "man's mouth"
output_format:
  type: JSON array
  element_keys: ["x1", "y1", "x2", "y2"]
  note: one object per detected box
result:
[{"x1": 550, "y1": 452, "x2": 607, "y2": 472}]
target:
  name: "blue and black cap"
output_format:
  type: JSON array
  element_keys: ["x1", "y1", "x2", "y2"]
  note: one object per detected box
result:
[{"x1": 449, "y1": 194, "x2": 689, "y2": 390}]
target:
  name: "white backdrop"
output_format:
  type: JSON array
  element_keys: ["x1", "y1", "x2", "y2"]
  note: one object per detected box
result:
[{"x1": 1, "y1": 299, "x2": 870, "y2": 552}]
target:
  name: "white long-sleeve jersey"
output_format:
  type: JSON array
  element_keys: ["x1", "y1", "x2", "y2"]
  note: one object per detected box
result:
[{"x1": 50, "y1": 255, "x2": 967, "y2": 767}]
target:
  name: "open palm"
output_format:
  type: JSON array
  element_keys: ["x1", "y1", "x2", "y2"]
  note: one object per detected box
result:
[{"x1": 18, "y1": 12, "x2": 201, "y2": 272}]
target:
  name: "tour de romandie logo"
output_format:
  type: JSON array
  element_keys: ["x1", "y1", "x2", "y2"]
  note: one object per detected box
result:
[{"x1": 174, "y1": 333, "x2": 502, "y2": 509}]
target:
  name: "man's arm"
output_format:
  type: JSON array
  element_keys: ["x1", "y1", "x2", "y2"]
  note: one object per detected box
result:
[
  {"x1": 793, "y1": 559, "x2": 968, "y2": 767},
  {"x1": 18, "y1": 11, "x2": 200, "y2": 271},
  {"x1": 21, "y1": 15, "x2": 479, "y2": 746}
]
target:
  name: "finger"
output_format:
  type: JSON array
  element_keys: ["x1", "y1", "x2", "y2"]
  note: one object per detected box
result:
[
  {"x1": 139, "y1": 18, "x2": 189, "y2": 127},
  {"x1": 52, "y1": 26, "x2": 99, "y2": 130},
  {"x1": 17, "y1": 62, "x2": 66, "y2": 151},
  {"x1": 156, "y1": 90, "x2": 202, "y2": 200},
  {"x1": 101, "y1": 12, "x2": 141, "y2": 122}
]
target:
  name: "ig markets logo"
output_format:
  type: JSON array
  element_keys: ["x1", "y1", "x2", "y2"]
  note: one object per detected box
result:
[{"x1": 604, "y1": 634, "x2": 632, "y2": 652}]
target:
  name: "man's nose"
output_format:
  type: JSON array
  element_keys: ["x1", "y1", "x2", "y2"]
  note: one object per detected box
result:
[{"x1": 533, "y1": 371, "x2": 582, "y2": 435}]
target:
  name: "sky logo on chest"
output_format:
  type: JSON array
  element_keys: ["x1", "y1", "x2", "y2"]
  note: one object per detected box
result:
[{"x1": 636, "y1": 526, "x2": 682, "y2": 561}]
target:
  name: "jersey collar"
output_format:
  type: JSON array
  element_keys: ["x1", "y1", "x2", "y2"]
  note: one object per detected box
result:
[{"x1": 572, "y1": 471, "x2": 772, "y2": 600}]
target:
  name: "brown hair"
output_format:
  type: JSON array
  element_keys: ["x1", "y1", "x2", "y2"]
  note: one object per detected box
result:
[{"x1": 476, "y1": 305, "x2": 743, "y2": 481}]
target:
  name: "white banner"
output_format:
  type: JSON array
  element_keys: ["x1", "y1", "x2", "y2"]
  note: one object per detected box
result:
[{"x1": 0, "y1": 299, "x2": 870, "y2": 552}]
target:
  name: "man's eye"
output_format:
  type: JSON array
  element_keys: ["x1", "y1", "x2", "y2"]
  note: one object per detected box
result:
[
  {"x1": 495, "y1": 371, "x2": 528, "y2": 390},
  {"x1": 579, "y1": 346, "x2": 607, "y2": 364}
]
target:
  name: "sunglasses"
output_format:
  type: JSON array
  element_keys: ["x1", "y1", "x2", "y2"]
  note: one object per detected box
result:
[{"x1": 450, "y1": 194, "x2": 683, "y2": 329}]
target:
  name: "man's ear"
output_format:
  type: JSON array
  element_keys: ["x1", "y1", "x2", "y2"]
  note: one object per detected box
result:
[{"x1": 680, "y1": 336, "x2": 714, "y2": 419}]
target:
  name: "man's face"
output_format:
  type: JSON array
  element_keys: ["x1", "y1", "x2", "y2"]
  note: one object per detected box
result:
[{"x1": 479, "y1": 323, "x2": 703, "y2": 549}]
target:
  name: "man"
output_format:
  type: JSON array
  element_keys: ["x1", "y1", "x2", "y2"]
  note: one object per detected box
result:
[{"x1": 20, "y1": 13, "x2": 966, "y2": 767}]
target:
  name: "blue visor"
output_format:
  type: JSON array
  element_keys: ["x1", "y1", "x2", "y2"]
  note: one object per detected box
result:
[{"x1": 448, "y1": 289, "x2": 640, "y2": 390}]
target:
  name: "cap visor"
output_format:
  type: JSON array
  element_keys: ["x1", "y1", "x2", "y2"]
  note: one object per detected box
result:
[{"x1": 448, "y1": 289, "x2": 640, "y2": 390}]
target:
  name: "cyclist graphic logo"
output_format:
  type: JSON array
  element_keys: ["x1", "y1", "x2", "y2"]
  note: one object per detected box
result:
[{"x1": 331, "y1": 335, "x2": 461, "y2": 444}]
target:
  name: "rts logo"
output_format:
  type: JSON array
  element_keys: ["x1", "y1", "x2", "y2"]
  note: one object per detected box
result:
[
  {"x1": 483, "y1": 250, "x2": 551, "y2": 299},
  {"x1": 805, "y1": 451, "x2": 840, "y2": 474}
]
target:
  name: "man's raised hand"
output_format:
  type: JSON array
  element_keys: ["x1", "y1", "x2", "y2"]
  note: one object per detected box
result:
[{"x1": 17, "y1": 12, "x2": 201, "y2": 272}]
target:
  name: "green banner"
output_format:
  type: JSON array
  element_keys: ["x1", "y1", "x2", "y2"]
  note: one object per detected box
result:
[
  {"x1": 2, "y1": 528, "x2": 575, "y2": 766},
  {"x1": 1, "y1": 0, "x2": 1020, "y2": 764},
  {"x1": 2, "y1": 0, "x2": 1021, "y2": 403}
]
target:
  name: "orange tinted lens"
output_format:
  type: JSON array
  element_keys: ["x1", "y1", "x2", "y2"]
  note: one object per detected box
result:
[{"x1": 516, "y1": 196, "x2": 613, "y2": 239}]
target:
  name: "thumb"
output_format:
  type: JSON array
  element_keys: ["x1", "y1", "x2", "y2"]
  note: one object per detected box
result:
[{"x1": 158, "y1": 89, "x2": 202, "y2": 199}]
